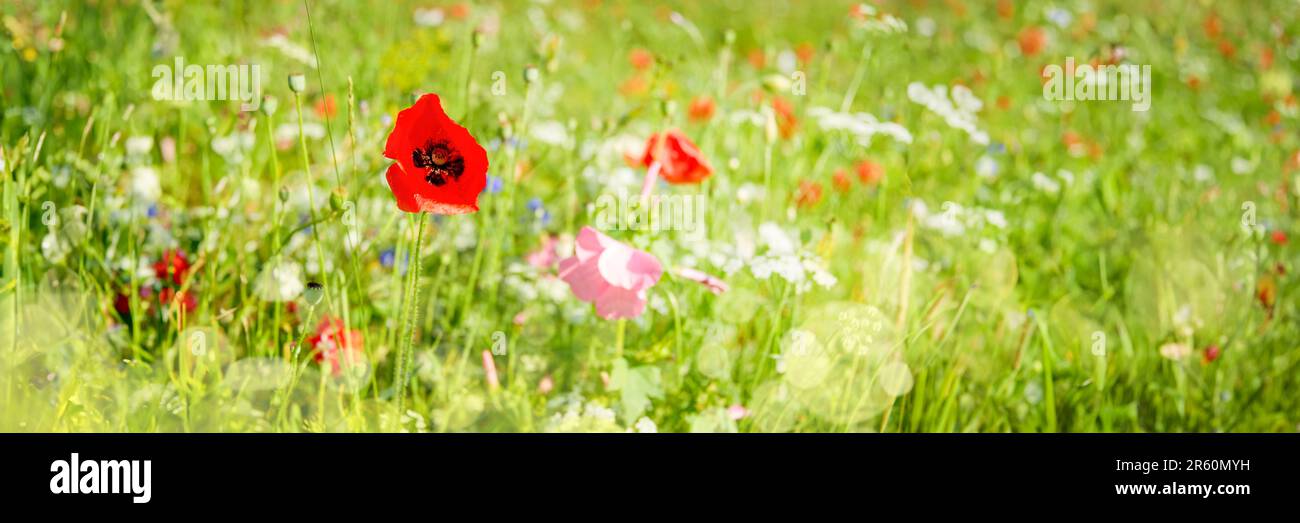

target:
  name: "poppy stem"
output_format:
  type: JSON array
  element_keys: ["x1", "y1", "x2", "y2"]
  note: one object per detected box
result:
[
  {"x1": 639, "y1": 161, "x2": 660, "y2": 207},
  {"x1": 394, "y1": 212, "x2": 428, "y2": 417},
  {"x1": 614, "y1": 318, "x2": 627, "y2": 359},
  {"x1": 292, "y1": 90, "x2": 334, "y2": 312}
]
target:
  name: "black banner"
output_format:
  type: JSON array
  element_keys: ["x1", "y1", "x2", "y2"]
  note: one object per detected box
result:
[{"x1": 0, "y1": 434, "x2": 1293, "y2": 511}]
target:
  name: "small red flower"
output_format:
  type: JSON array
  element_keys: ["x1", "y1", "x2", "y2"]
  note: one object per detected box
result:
[
  {"x1": 855, "y1": 160, "x2": 884, "y2": 185},
  {"x1": 383, "y1": 94, "x2": 489, "y2": 215},
  {"x1": 1203, "y1": 13, "x2": 1222, "y2": 39},
  {"x1": 308, "y1": 317, "x2": 364, "y2": 376},
  {"x1": 314, "y1": 94, "x2": 337, "y2": 119},
  {"x1": 688, "y1": 95, "x2": 716, "y2": 123},
  {"x1": 628, "y1": 48, "x2": 654, "y2": 71},
  {"x1": 832, "y1": 169, "x2": 852, "y2": 193},
  {"x1": 795, "y1": 42, "x2": 815, "y2": 64},
  {"x1": 795, "y1": 179, "x2": 824, "y2": 208},
  {"x1": 1271, "y1": 230, "x2": 1288, "y2": 246},
  {"x1": 642, "y1": 129, "x2": 713, "y2": 185},
  {"x1": 448, "y1": 3, "x2": 470, "y2": 19},
  {"x1": 154, "y1": 249, "x2": 192, "y2": 286},
  {"x1": 772, "y1": 96, "x2": 798, "y2": 139},
  {"x1": 158, "y1": 287, "x2": 197, "y2": 313},
  {"x1": 1257, "y1": 276, "x2": 1277, "y2": 313},
  {"x1": 1018, "y1": 26, "x2": 1047, "y2": 56},
  {"x1": 1202, "y1": 344, "x2": 1222, "y2": 364}
]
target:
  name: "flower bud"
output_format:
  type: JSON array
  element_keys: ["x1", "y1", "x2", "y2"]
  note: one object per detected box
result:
[
  {"x1": 261, "y1": 95, "x2": 278, "y2": 116},
  {"x1": 523, "y1": 65, "x2": 540, "y2": 84},
  {"x1": 279, "y1": 186, "x2": 290, "y2": 203},
  {"x1": 303, "y1": 281, "x2": 324, "y2": 307},
  {"x1": 762, "y1": 74, "x2": 792, "y2": 93},
  {"x1": 329, "y1": 190, "x2": 344, "y2": 213},
  {"x1": 288, "y1": 73, "x2": 307, "y2": 93}
]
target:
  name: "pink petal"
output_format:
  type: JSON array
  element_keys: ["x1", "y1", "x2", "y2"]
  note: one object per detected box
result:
[
  {"x1": 593, "y1": 287, "x2": 648, "y2": 319},
  {"x1": 558, "y1": 255, "x2": 611, "y2": 302}
]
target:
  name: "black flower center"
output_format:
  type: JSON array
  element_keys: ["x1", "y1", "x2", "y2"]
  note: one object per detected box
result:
[{"x1": 412, "y1": 140, "x2": 465, "y2": 186}]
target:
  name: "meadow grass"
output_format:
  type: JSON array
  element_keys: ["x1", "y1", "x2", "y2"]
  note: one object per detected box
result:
[{"x1": 0, "y1": 0, "x2": 1297, "y2": 432}]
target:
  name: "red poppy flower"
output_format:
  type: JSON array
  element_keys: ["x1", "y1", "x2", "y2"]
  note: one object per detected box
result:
[
  {"x1": 1203, "y1": 13, "x2": 1222, "y2": 39},
  {"x1": 832, "y1": 169, "x2": 852, "y2": 193},
  {"x1": 772, "y1": 96, "x2": 798, "y2": 139},
  {"x1": 308, "y1": 317, "x2": 364, "y2": 376},
  {"x1": 1018, "y1": 26, "x2": 1047, "y2": 56},
  {"x1": 382, "y1": 94, "x2": 488, "y2": 215},
  {"x1": 1271, "y1": 230, "x2": 1288, "y2": 245},
  {"x1": 641, "y1": 129, "x2": 713, "y2": 185},
  {"x1": 688, "y1": 95, "x2": 716, "y2": 122},
  {"x1": 314, "y1": 94, "x2": 337, "y2": 119},
  {"x1": 1202, "y1": 344, "x2": 1222, "y2": 364},
  {"x1": 795, "y1": 179, "x2": 824, "y2": 208},
  {"x1": 158, "y1": 287, "x2": 197, "y2": 313},
  {"x1": 996, "y1": 0, "x2": 1014, "y2": 19},
  {"x1": 855, "y1": 160, "x2": 884, "y2": 185},
  {"x1": 795, "y1": 42, "x2": 815, "y2": 64},
  {"x1": 154, "y1": 249, "x2": 192, "y2": 286},
  {"x1": 628, "y1": 48, "x2": 654, "y2": 71}
]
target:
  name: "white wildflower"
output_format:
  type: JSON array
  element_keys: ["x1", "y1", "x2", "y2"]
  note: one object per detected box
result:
[
  {"x1": 254, "y1": 259, "x2": 304, "y2": 302},
  {"x1": 907, "y1": 82, "x2": 989, "y2": 145},
  {"x1": 125, "y1": 136, "x2": 154, "y2": 157},
  {"x1": 632, "y1": 417, "x2": 658, "y2": 433},
  {"x1": 413, "y1": 7, "x2": 445, "y2": 27},
  {"x1": 531, "y1": 120, "x2": 571, "y2": 147},
  {"x1": 807, "y1": 107, "x2": 913, "y2": 146},
  {"x1": 130, "y1": 166, "x2": 162, "y2": 202},
  {"x1": 1031, "y1": 171, "x2": 1061, "y2": 194}
]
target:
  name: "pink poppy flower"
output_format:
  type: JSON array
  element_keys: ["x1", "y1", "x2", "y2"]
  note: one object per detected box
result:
[
  {"x1": 676, "y1": 267, "x2": 729, "y2": 295},
  {"x1": 558, "y1": 226, "x2": 663, "y2": 320},
  {"x1": 526, "y1": 234, "x2": 558, "y2": 270}
]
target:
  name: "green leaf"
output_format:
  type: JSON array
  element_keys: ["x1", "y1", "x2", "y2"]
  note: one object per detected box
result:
[{"x1": 610, "y1": 358, "x2": 663, "y2": 423}]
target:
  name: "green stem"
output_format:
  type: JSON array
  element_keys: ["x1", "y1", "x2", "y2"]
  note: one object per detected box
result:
[
  {"x1": 614, "y1": 318, "x2": 627, "y2": 360},
  {"x1": 292, "y1": 91, "x2": 334, "y2": 312},
  {"x1": 394, "y1": 213, "x2": 428, "y2": 416}
]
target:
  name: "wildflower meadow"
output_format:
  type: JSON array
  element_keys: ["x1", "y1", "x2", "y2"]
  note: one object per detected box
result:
[{"x1": 2, "y1": 0, "x2": 1298, "y2": 434}]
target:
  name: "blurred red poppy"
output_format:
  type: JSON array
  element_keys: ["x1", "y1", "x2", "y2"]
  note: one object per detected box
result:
[
  {"x1": 641, "y1": 129, "x2": 713, "y2": 184},
  {"x1": 1202, "y1": 344, "x2": 1222, "y2": 364},
  {"x1": 795, "y1": 179, "x2": 824, "y2": 208},
  {"x1": 628, "y1": 48, "x2": 654, "y2": 71},
  {"x1": 1019, "y1": 26, "x2": 1047, "y2": 56},
  {"x1": 772, "y1": 96, "x2": 798, "y2": 139},
  {"x1": 688, "y1": 95, "x2": 716, "y2": 122},
  {"x1": 382, "y1": 94, "x2": 488, "y2": 214},
  {"x1": 308, "y1": 317, "x2": 364, "y2": 376},
  {"x1": 314, "y1": 94, "x2": 337, "y2": 119},
  {"x1": 855, "y1": 160, "x2": 884, "y2": 185},
  {"x1": 158, "y1": 287, "x2": 197, "y2": 313},
  {"x1": 832, "y1": 169, "x2": 852, "y2": 192},
  {"x1": 154, "y1": 249, "x2": 192, "y2": 286},
  {"x1": 1203, "y1": 13, "x2": 1222, "y2": 39}
]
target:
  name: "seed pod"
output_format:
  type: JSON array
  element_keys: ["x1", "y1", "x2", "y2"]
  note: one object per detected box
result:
[{"x1": 303, "y1": 281, "x2": 324, "y2": 307}]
